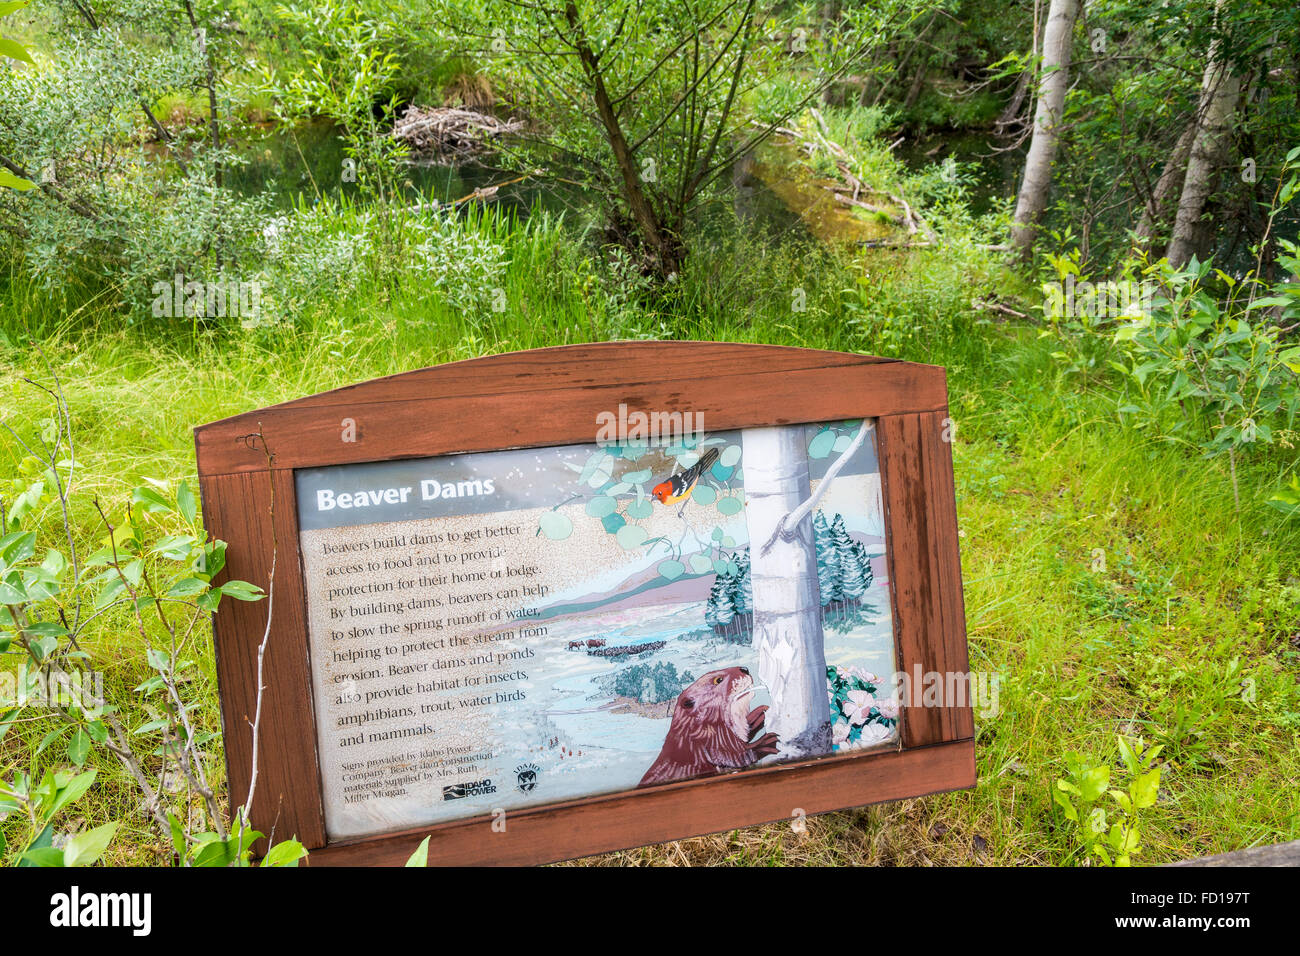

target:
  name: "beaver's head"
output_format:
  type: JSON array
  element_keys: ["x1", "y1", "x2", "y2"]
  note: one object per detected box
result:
[{"x1": 676, "y1": 666, "x2": 755, "y2": 742}]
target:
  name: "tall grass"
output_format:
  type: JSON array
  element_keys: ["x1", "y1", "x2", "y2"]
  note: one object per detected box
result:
[{"x1": 1, "y1": 204, "x2": 1297, "y2": 865}]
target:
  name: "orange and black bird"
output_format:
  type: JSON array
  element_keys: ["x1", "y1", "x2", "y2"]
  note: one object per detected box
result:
[{"x1": 652, "y1": 447, "x2": 720, "y2": 516}]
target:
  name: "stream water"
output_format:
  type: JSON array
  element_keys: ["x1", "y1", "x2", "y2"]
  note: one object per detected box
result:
[{"x1": 229, "y1": 119, "x2": 1016, "y2": 240}]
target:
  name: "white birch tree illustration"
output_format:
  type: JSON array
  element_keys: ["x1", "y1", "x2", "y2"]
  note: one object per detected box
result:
[{"x1": 740, "y1": 421, "x2": 873, "y2": 758}]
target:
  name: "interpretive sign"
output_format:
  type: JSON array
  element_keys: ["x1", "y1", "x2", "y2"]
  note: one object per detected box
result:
[{"x1": 195, "y1": 342, "x2": 974, "y2": 865}]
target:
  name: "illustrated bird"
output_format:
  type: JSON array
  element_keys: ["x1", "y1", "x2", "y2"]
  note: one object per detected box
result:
[{"x1": 652, "y1": 447, "x2": 720, "y2": 516}]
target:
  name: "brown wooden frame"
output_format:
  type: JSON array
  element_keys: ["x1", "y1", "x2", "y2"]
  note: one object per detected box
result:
[{"x1": 194, "y1": 341, "x2": 974, "y2": 866}]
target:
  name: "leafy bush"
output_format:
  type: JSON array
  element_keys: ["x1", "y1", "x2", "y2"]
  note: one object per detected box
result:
[
  {"x1": 1053, "y1": 737, "x2": 1162, "y2": 867},
  {"x1": 1, "y1": 373, "x2": 303, "y2": 866},
  {"x1": 408, "y1": 213, "x2": 510, "y2": 312},
  {"x1": 1109, "y1": 256, "x2": 1300, "y2": 459},
  {"x1": 0, "y1": 2, "x2": 261, "y2": 305}
]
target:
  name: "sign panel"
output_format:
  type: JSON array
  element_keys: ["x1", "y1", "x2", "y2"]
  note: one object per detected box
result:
[
  {"x1": 296, "y1": 422, "x2": 897, "y2": 839},
  {"x1": 194, "y1": 342, "x2": 975, "y2": 865}
]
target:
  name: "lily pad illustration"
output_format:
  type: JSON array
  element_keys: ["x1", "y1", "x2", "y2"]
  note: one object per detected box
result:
[
  {"x1": 658, "y1": 559, "x2": 685, "y2": 581},
  {"x1": 538, "y1": 512, "x2": 572, "y2": 540}
]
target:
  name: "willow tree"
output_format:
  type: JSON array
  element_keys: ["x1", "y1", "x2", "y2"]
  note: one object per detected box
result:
[{"x1": 423, "y1": 0, "x2": 922, "y2": 276}]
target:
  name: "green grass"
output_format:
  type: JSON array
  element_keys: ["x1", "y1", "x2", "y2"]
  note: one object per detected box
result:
[{"x1": 1, "y1": 200, "x2": 1298, "y2": 866}]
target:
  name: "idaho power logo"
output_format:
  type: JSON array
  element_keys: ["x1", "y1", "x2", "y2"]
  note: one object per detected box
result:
[{"x1": 442, "y1": 779, "x2": 496, "y2": 800}]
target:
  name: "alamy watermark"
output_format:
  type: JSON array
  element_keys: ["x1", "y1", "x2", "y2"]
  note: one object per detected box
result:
[
  {"x1": 151, "y1": 274, "x2": 262, "y2": 324},
  {"x1": 595, "y1": 403, "x2": 705, "y2": 447},
  {"x1": 0, "y1": 665, "x2": 104, "y2": 710},
  {"x1": 891, "y1": 667, "x2": 1001, "y2": 719},
  {"x1": 1043, "y1": 275, "x2": 1157, "y2": 320}
]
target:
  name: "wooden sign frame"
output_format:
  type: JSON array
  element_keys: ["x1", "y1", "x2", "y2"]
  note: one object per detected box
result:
[{"x1": 194, "y1": 341, "x2": 974, "y2": 866}]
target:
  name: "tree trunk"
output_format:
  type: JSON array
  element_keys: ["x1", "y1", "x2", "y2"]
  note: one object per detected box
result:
[
  {"x1": 994, "y1": 67, "x2": 1033, "y2": 132},
  {"x1": 1133, "y1": 119, "x2": 1197, "y2": 254},
  {"x1": 1166, "y1": 13, "x2": 1241, "y2": 268},
  {"x1": 742, "y1": 427, "x2": 831, "y2": 758},
  {"x1": 566, "y1": 3, "x2": 678, "y2": 277},
  {"x1": 902, "y1": 63, "x2": 928, "y2": 112},
  {"x1": 1010, "y1": 0, "x2": 1080, "y2": 261}
]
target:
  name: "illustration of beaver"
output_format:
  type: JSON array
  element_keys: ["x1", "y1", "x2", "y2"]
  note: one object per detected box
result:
[{"x1": 637, "y1": 666, "x2": 779, "y2": 787}]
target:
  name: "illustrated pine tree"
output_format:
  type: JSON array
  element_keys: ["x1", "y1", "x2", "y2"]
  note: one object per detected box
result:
[
  {"x1": 705, "y1": 573, "x2": 736, "y2": 634},
  {"x1": 726, "y1": 550, "x2": 754, "y2": 639},
  {"x1": 853, "y1": 540, "x2": 874, "y2": 593},
  {"x1": 836, "y1": 516, "x2": 868, "y2": 602},
  {"x1": 813, "y1": 511, "x2": 841, "y2": 606}
]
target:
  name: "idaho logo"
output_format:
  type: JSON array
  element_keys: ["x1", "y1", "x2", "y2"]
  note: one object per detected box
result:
[{"x1": 515, "y1": 763, "x2": 541, "y2": 793}]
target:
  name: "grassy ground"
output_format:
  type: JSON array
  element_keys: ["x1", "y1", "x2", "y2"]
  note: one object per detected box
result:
[{"x1": 2, "y1": 198, "x2": 1298, "y2": 865}]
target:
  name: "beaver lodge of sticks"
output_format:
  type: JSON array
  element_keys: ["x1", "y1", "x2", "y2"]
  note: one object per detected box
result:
[{"x1": 392, "y1": 106, "x2": 523, "y2": 162}]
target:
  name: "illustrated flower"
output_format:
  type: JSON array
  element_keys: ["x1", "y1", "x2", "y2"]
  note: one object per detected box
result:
[
  {"x1": 832, "y1": 720, "x2": 853, "y2": 748},
  {"x1": 842, "y1": 689, "x2": 876, "y2": 726},
  {"x1": 857, "y1": 722, "x2": 893, "y2": 746},
  {"x1": 874, "y1": 695, "x2": 900, "y2": 720},
  {"x1": 839, "y1": 665, "x2": 878, "y2": 685}
]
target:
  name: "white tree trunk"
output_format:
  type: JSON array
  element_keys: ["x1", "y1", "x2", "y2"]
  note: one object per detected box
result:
[
  {"x1": 742, "y1": 426, "x2": 830, "y2": 758},
  {"x1": 1166, "y1": 8, "x2": 1241, "y2": 268},
  {"x1": 1133, "y1": 119, "x2": 1197, "y2": 252},
  {"x1": 1010, "y1": 0, "x2": 1080, "y2": 260}
]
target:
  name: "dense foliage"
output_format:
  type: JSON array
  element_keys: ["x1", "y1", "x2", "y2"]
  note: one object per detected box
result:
[{"x1": 0, "y1": 0, "x2": 1296, "y2": 867}]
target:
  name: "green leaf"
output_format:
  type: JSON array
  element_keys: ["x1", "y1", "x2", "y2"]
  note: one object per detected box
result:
[
  {"x1": 166, "y1": 576, "x2": 210, "y2": 598},
  {"x1": 1052, "y1": 788, "x2": 1078, "y2": 821},
  {"x1": 23, "y1": 621, "x2": 68, "y2": 639},
  {"x1": 0, "y1": 531, "x2": 36, "y2": 564},
  {"x1": 68, "y1": 728, "x2": 90, "y2": 767},
  {"x1": 49, "y1": 769, "x2": 96, "y2": 817},
  {"x1": 262, "y1": 839, "x2": 309, "y2": 867},
  {"x1": 807, "y1": 429, "x2": 836, "y2": 459},
  {"x1": 94, "y1": 575, "x2": 127, "y2": 610},
  {"x1": 191, "y1": 838, "x2": 238, "y2": 868},
  {"x1": 217, "y1": 580, "x2": 265, "y2": 601},
  {"x1": 0, "y1": 36, "x2": 33, "y2": 66},
  {"x1": 1131, "y1": 768, "x2": 1161, "y2": 809},
  {"x1": 585, "y1": 495, "x2": 616, "y2": 518},
  {"x1": 167, "y1": 812, "x2": 186, "y2": 862},
  {"x1": 614, "y1": 524, "x2": 648, "y2": 550},
  {"x1": 625, "y1": 499, "x2": 652, "y2": 520},
  {"x1": 40, "y1": 549, "x2": 66, "y2": 577},
  {"x1": 1116, "y1": 736, "x2": 1138, "y2": 776},
  {"x1": 63, "y1": 821, "x2": 119, "y2": 867},
  {"x1": 0, "y1": 151, "x2": 32, "y2": 190},
  {"x1": 17, "y1": 822, "x2": 55, "y2": 867},
  {"x1": 84, "y1": 719, "x2": 108, "y2": 744},
  {"x1": 690, "y1": 484, "x2": 716, "y2": 505},
  {"x1": 405, "y1": 835, "x2": 430, "y2": 867},
  {"x1": 132, "y1": 485, "x2": 174, "y2": 513},
  {"x1": 537, "y1": 511, "x2": 572, "y2": 541},
  {"x1": 657, "y1": 559, "x2": 685, "y2": 581},
  {"x1": 177, "y1": 481, "x2": 198, "y2": 524},
  {"x1": 716, "y1": 495, "x2": 743, "y2": 516},
  {"x1": 121, "y1": 558, "x2": 144, "y2": 587},
  {"x1": 21, "y1": 846, "x2": 65, "y2": 867},
  {"x1": 1080, "y1": 764, "x2": 1110, "y2": 802},
  {"x1": 0, "y1": 577, "x2": 28, "y2": 604}
]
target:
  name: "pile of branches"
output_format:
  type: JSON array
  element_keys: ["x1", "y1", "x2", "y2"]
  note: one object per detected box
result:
[
  {"x1": 392, "y1": 106, "x2": 523, "y2": 161},
  {"x1": 766, "y1": 109, "x2": 938, "y2": 247}
]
